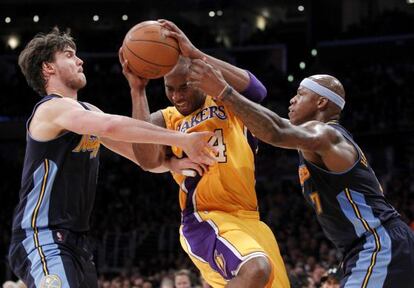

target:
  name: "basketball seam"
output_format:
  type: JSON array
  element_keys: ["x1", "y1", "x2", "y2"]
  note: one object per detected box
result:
[
  {"x1": 124, "y1": 43, "x2": 177, "y2": 67},
  {"x1": 127, "y1": 39, "x2": 180, "y2": 52}
]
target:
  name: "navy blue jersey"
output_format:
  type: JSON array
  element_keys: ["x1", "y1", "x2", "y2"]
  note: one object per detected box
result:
[
  {"x1": 11, "y1": 95, "x2": 100, "y2": 236},
  {"x1": 298, "y1": 121, "x2": 399, "y2": 253}
]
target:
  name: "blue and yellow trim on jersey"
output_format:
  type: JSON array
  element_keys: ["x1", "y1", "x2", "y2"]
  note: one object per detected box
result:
[
  {"x1": 21, "y1": 159, "x2": 59, "y2": 278},
  {"x1": 31, "y1": 159, "x2": 50, "y2": 275},
  {"x1": 343, "y1": 188, "x2": 381, "y2": 288},
  {"x1": 337, "y1": 188, "x2": 392, "y2": 287}
]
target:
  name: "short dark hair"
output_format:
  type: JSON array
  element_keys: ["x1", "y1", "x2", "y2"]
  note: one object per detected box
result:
[
  {"x1": 320, "y1": 267, "x2": 341, "y2": 284},
  {"x1": 18, "y1": 27, "x2": 76, "y2": 96},
  {"x1": 174, "y1": 269, "x2": 191, "y2": 280}
]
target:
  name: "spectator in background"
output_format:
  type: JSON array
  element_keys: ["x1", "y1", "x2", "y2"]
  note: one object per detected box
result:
[
  {"x1": 160, "y1": 277, "x2": 174, "y2": 288},
  {"x1": 174, "y1": 269, "x2": 192, "y2": 288},
  {"x1": 2, "y1": 280, "x2": 26, "y2": 288},
  {"x1": 320, "y1": 268, "x2": 341, "y2": 288}
]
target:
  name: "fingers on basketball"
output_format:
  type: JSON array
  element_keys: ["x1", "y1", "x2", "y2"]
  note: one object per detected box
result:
[{"x1": 122, "y1": 21, "x2": 180, "y2": 79}]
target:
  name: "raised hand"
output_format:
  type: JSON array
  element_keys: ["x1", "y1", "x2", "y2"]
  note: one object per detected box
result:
[
  {"x1": 182, "y1": 131, "x2": 217, "y2": 166},
  {"x1": 118, "y1": 47, "x2": 149, "y2": 90},
  {"x1": 187, "y1": 59, "x2": 228, "y2": 99},
  {"x1": 158, "y1": 19, "x2": 202, "y2": 59}
]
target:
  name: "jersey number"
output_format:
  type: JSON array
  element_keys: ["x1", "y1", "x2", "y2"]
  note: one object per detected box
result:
[
  {"x1": 209, "y1": 129, "x2": 227, "y2": 163},
  {"x1": 310, "y1": 192, "x2": 323, "y2": 214}
]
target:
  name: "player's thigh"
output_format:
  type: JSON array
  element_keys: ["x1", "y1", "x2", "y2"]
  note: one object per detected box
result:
[
  {"x1": 342, "y1": 222, "x2": 413, "y2": 288},
  {"x1": 180, "y1": 235, "x2": 227, "y2": 288},
  {"x1": 212, "y1": 214, "x2": 289, "y2": 288},
  {"x1": 180, "y1": 211, "x2": 289, "y2": 288}
]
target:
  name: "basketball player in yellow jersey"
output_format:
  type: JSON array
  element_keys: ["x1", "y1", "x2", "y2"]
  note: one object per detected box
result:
[{"x1": 119, "y1": 20, "x2": 290, "y2": 288}]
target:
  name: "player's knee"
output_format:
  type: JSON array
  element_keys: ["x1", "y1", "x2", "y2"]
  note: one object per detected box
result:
[{"x1": 239, "y1": 256, "x2": 271, "y2": 285}]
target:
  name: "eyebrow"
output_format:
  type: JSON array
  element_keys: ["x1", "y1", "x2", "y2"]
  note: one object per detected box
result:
[
  {"x1": 63, "y1": 49, "x2": 75, "y2": 54},
  {"x1": 165, "y1": 83, "x2": 188, "y2": 89}
]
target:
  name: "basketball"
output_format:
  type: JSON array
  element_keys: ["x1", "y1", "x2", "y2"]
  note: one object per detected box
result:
[{"x1": 122, "y1": 21, "x2": 180, "y2": 79}]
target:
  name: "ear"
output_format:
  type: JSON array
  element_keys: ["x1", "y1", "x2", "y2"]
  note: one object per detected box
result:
[
  {"x1": 317, "y1": 97, "x2": 329, "y2": 111},
  {"x1": 42, "y1": 62, "x2": 55, "y2": 77}
]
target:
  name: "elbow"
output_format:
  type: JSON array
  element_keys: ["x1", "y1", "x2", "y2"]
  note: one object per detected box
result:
[
  {"x1": 132, "y1": 145, "x2": 164, "y2": 171},
  {"x1": 139, "y1": 158, "x2": 163, "y2": 171}
]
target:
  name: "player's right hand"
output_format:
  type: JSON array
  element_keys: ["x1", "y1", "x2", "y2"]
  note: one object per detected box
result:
[
  {"x1": 157, "y1": 19, "x2": 202, "y2": 59},
  {"x1": 118, "y1": 47, "x2": 149, "y2": 90},
  {"x1": 188, "y1": 59, "x2": 228, "y2": 99},
  {"x1": 182, "y1": 131, "x2": 218, "y2": 166}
]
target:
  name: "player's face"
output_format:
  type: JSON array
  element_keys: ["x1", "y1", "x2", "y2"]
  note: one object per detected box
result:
[
  {"x1": 288, "y1": 86, "x2": 320, "y2": 125},
  {"x1": 174, "y1": 275, "x2": 191, "y2": 288},
  {"x1": 53, "y1": 47, "x2": 86, "y2": 91},
  {"x1": 164, "y1": 73, "x2": 206, "y2": 116}
]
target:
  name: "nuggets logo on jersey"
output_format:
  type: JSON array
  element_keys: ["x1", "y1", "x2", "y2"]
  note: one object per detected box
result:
[
  {"x1": 40, "y1": 274, "x2": 61, "y2": 288},
  {"x1": 72, "y1": 135, "x2": 100, "y2": 159},
  {"x1": 298, "y1": 164, "x2": 311, "y2": 188}
]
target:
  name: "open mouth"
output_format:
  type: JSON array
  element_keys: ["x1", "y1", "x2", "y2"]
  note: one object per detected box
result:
[{"x1": 175, "y1": 102, "x2": 187, "y2": 109}]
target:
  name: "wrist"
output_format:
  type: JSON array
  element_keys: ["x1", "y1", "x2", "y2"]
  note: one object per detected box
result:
[
  {"x1": 170, "y1": 131, "x2": 186, "y2": 148},
  {"x1": 189, "y1": 48, "x2": 203, "y2": 59},
  {"x1": 130, "y1": 87, "x2": 146, "y2": 98},
  {"x1": 213, "y1": 84, "x2": 233, "y2": 101}
]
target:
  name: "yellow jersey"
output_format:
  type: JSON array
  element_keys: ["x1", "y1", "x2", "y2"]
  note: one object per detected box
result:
[{"x1": 161, "y1": 96, "x2": 258, "y2": 213}]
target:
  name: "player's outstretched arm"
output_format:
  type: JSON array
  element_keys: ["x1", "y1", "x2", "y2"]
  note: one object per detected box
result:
[
  {"x1": 39, "y1": 97, "x2": 216, "y2": 166},
  {"x1": 158, "y1": 19, "x2": 266, "y2": 103},
  {"x1": 186, "y1": 59, "x2": 335, "y2": 152}
]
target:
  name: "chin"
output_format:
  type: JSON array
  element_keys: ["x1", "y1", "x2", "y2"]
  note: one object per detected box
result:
[
  {"x1": 178, "y1": 109, "x2": 191, "y2": 116},
  {"x1": 75, "y1": 78, "x2": 87, "y2": 90},
  {"x1": 289, "y1": 117, "x2": 301, "y2": 126}
]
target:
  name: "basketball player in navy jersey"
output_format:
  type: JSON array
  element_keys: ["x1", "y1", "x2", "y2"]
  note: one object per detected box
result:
[
  {"x1": 8, "y1": 28, "x2": 215, "y2": 288},
  {"x1": 187, "y1": 64, "x2": 414, "y2": 287}
]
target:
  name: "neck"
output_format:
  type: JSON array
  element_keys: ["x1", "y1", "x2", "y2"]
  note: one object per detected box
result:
[{"x1": 46, "y1": 81, "x2": 78, "y2": 99}]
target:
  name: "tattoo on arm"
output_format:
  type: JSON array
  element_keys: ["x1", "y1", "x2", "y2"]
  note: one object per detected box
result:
[{"x1": 223, "y1": 89, "x2": 288, "y2": 146}]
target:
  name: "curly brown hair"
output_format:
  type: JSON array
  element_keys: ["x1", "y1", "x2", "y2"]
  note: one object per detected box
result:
[{"x1": 18, "y1": 27, "x2": 76, "y2": 96}]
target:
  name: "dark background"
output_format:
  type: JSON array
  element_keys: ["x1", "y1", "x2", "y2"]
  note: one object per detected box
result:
[{"x1": 1, "y1": 0, "x2": 414, "y2": 287}]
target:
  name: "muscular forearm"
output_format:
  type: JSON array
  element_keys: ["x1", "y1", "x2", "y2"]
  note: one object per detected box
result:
[
  {"x1": 130, "y1": 89, "x2": 165, "y2": 169},
  {"x1": 104, "y1": 115, "x2": 183, "y2": 146},
  {"x1": 222, "y1": 89, "x2": 288, "y2": 146},
  {"x1": 131, "y1": 88, "x2": 151, "y2": 121}
]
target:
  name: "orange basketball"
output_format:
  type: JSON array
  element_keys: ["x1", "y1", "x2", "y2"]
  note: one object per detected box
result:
[{"x1": 122, "y1": 21, "x2": 180, "y2": 79}]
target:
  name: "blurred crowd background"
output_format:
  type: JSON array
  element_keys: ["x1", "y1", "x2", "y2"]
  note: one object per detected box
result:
[{"x1": 1, "y1": 0, "x2": 413, "y2": 287}]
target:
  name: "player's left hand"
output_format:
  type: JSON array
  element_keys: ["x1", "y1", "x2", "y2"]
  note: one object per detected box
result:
[
  {"x1": 187, "y1": 59, "x2": 228, "y2": 99},
  {"x1": 158, "y1": 19, "x2": 203, "y2": 59},
  {"x1": 182, "y1": 131, "x2": 218, "y2": 166},
  {"x1": 119, "y1": 47, "x2": 149, "y2": 90},
  {"x1": 166, "y1": 156, "x2": 209, "y2": 177}
]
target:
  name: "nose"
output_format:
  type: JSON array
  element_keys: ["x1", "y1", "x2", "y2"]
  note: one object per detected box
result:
[
  {"x1": 289, "y1": 95, "x2": 297, "y2": 105},
  {"x1": 76, "y1": 56, "x2": 84, "y2": 66},
  {"x1": 172, "y1": 91, "x2": 183, "y2": 102}
]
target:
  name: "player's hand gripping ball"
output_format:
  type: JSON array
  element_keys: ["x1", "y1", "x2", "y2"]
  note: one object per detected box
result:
[{"x1": 122, "y1": 20, "x2": 180, "y2": 79}]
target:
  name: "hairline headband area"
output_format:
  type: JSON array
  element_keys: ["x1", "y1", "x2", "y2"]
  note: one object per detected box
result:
[{"x1": 300, "y1": 78, "x2": 345, "y2": 110}]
